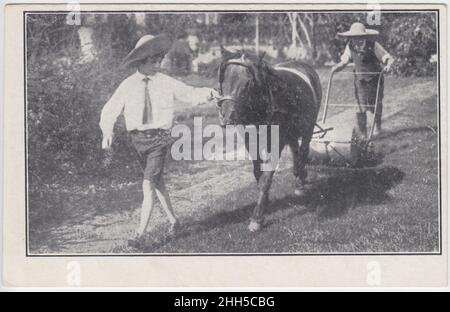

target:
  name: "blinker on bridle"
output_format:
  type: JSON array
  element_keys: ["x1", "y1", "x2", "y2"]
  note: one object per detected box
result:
[{"x1": 216, "y1": 59, "x2": 258, "y2": 108}]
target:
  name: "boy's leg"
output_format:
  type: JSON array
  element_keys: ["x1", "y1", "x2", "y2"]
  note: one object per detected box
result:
[
  {"x1": 354, "y1": 78, "x2": 368, "y2": 138},
  {"x1": 356, "y1": 111, "x2": 367, "y2": 138},
  {"x1": 155, "y1": 176, "x2": 177, "y2": 226},
  {"x1": 137, "y1": 144, "x2": 164, "y2": 237},
  {"x1": 150, "y1": 142, "x2": 178, "y2": 231},
  {"x1": 374, "y1": 77, "x2": 384, "y2": 133},
  {"x1": 366, "y1": 76, "x2": 384, "y2": 136},
  {"x1": 136, "y1": 179, "x2": 156, "y2": 237}
]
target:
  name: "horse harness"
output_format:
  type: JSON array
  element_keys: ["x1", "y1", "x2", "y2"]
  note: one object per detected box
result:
[{"x1": 217, "y1": 58, "x2": 276, "y2": 121}]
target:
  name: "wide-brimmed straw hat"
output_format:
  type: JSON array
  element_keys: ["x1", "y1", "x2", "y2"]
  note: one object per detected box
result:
[
  {"x1": 122, "y1": 34, "x2": 172, "y2": 67},
  {"x1": 337, "y1": 22, "x2": 379, "y2": 38}
]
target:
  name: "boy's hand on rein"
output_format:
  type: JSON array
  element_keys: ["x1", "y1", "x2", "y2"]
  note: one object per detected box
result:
[{"x1": 208, "y1": 89, "x2": 220, "y2": 102}]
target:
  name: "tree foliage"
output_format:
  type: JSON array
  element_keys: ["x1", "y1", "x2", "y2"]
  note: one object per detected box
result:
[{"x1": 384, "y1": 13, "x2": 437, "y2": 76}]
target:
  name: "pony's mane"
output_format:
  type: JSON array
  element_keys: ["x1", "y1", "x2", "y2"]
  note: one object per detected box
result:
[
  {"x1": 218, "y1": 50, "x2": 274, "y2": 92},
  {"x1": 221, "y1": 49, "x2": 270, "y2": 66}
]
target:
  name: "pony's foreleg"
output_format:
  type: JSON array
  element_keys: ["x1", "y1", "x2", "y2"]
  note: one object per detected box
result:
[
  {"x1": 249, "y1": 169, "x2": 275, "y2": 232},
  {"x1": 252, "y1": 159, "x2": 262, "y2": 182},
  {"x1": 246, "y1": 133, "x2": 262, "y2": 182},
  {"x1": 248, "y1": 127, "x2": 285, "y2": 232}
]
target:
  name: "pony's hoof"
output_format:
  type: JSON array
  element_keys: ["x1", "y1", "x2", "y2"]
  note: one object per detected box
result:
[{"x1": 248, "y1": 221, "x2": 261, "y2": 232}]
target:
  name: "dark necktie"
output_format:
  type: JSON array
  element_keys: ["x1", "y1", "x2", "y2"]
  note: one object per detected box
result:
[{"x1": 142, "y1": 77, "x2": 153, "y2": 124}]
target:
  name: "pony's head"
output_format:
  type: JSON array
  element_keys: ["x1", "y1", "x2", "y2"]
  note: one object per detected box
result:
[{"x1": 216, "y1": 46, "x2": 269, "y2": 126}]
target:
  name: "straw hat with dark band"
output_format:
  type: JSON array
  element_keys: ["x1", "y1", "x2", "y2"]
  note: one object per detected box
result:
[
  {"x1": 338, "y1": 22, "x2": 379, "y2": 38},
  {"x1": 122, "y1": 34, "x2": 172, "y2": 67}
]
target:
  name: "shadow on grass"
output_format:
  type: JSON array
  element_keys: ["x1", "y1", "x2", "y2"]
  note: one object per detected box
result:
[
  {"x1": 137, "y1": 165, "x2": 404, "y2": 252},
  {"x1": 306, "y1": 166, "x2": 405, "y2": 219},
  {"x1": 374, "y1": 125, "x2": 437, "y2": 141}
]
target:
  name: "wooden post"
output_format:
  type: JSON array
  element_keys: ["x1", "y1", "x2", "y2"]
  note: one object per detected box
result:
[
  {"x1": 255, "y1": 13, "x2": 260, "y2": 53},
  {"x1": 291, "y1": 13, "x2": 297, "y2": 47}
]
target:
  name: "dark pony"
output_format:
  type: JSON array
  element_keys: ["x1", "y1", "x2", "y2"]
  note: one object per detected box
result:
[{"x1": 216, "y1": 47, "x2": 322, "y2": 232}]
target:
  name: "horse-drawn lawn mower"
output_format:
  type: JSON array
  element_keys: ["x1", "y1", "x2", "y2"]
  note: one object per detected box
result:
[{"x1": 308, "y1": 69, "x2": 384, "y2": 168}]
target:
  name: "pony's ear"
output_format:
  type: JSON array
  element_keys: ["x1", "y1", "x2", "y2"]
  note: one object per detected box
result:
[{"x1": 220, "y1": 45, "x2": 234, "y2": 59}]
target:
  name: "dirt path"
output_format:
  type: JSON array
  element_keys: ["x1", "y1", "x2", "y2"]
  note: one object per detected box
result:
[{"x1": 30, "y1": 78, "x2": 438, "y2": 254}]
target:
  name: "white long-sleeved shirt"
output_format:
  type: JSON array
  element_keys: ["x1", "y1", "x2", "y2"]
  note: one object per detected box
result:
[{"x1": 99, "y1": 70, "x2": 212, "y2": 137}]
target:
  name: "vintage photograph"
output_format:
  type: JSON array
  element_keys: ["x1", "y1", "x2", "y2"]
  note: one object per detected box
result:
[{"x1": 25, "y1": 9, "x2": 441, "y2": 255}]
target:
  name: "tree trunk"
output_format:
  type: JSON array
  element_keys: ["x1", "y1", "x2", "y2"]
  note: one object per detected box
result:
[
  {"x1": 288, "y1": 13, "x2": 297, "y2": 47},
  {"x1": 255, "y1": 14, "x2": 260, "y2": 53}
]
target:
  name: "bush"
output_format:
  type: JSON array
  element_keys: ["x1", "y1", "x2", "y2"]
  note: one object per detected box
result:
[
  {"x1": 27, "y1": 52, "x2": 138, "y2": 188},
  {"x1": 385, "y1": 14, "x2": 437, "y2": 76},
  {"x1": 163, "y1": 39, "x2": 194, "y2": 76}
]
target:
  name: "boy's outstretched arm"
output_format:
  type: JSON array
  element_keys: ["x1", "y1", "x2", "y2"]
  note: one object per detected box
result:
[
  {"x1": 169, "y1": 75, "x2": 219, "y2": 108},
  {"x1": 374, "y1": 42, "x2": 395, "y2": 72}
]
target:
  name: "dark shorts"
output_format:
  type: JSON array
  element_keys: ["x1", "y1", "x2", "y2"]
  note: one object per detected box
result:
[
  {"x1": 354, "y1": 75, "x2": 384, "y2": 114},
  {"x1": 129, "y1": 129, "x2": 173, "y2": 182}
]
